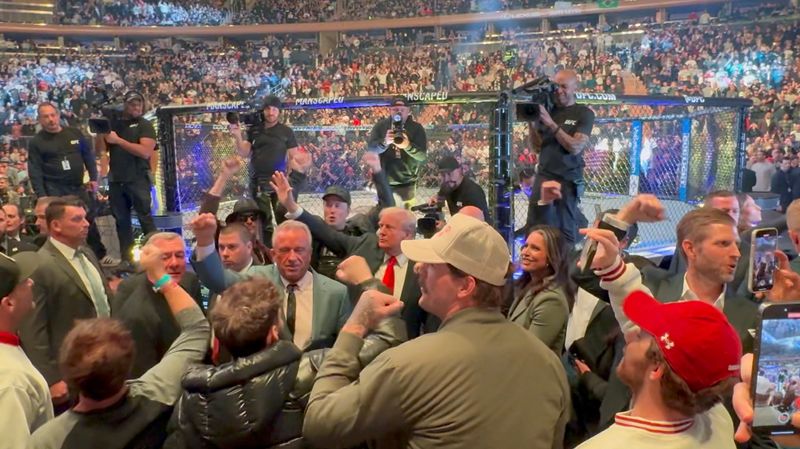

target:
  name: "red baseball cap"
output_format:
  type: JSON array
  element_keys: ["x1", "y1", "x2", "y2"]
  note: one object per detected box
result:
[{"x1": 623, "y1": 291, "x2": 742, "y2": 393}]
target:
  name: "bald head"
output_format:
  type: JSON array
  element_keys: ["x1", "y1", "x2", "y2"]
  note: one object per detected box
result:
[
  {"x1": 554, "y1": 69, "x2": 579, "y2": 107},
  {"x1": 458, "y1": 206, "x2": 485, "y2": 222}
]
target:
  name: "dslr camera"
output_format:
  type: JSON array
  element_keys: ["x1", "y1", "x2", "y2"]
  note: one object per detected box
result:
[
  {"x1": 514, "y1": 77, "x2": 559, "y2": 121},
  {"x1": 411, "y1": 202, "x2": 444, "y2": 239}
]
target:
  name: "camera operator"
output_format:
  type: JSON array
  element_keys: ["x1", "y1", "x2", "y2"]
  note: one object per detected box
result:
[
  {"x1": 229, "y1": 95, "x2": 299, "y2": 244},
  {"x1": 28, "y1": 103, "x2": 109, "y2": 263},
  {"x1": 430, "y1": 156, "x2": 489, "y2": 220},
  {"x1": 94, "y1": 91, "x2": 157, "y2": 263},
  {"x1": 524, "y1": 70, "x2": 595, "y2": 246},
  {"x1": 367, "y1": 96, "x2": 427, "y2": 209}
]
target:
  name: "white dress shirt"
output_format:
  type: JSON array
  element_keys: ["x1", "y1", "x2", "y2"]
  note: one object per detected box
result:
[
  {"x1": 374, "y1": 253, "x2": 409, "y2": 298},
  {"x1": 280, "y1": 271, "x2": 314, "y2": 348},
  {"x1": 565, "y1": 288, "x2": 600, "y2": 350},
  {"x1": 681, "y1": 275, "x2": 725, "y2": 310},
  {"x1": 49, "y1": 237, "x2": 110, "y2": 316}
]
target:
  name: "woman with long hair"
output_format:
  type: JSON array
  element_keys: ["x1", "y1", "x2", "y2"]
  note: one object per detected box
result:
[{"x1": 508, "y1": 225, "x2": 575, "y2": 354}]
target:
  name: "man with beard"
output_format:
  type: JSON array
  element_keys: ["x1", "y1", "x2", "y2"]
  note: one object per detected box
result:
[
  {"x1": 431, "y1": 155, "x2": 489, "y2": 221},
  {"x1": 95, "y1": 92, "x2": 157, "y2": 264},
  {"x1": 575, "y1": 290, "x2": 742, "y2": 448}
]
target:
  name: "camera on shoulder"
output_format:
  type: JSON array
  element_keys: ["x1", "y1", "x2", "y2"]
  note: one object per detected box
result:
[
  {"x1": 411, "y1": 202, "x2": 445, "y2": 239},
  {"x1": 513, "y1": 76, "x2": 558, "y2": 121}
]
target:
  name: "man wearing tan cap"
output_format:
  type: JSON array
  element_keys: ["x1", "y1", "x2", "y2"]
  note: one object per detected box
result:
[{"x1": 303, "y1": 213, "x2": 570, "y2": 449}]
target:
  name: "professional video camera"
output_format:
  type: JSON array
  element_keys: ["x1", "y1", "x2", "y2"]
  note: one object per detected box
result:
[
  {"x1": 411, "y1": 202, "x2": 444, "y2": 239},
  {"x1": 225, "y1": 109, "x2": 264, "y2": 128},
  {"x1": 513, "y1": 77, "x2": 559, "y2": 121},
  {"x1": 86, "y1": 88, "x2": 133, "y2": 134}
]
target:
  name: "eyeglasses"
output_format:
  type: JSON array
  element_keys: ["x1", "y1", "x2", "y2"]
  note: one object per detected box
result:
[{"x1": 237, "y1": 213, "x2": 259, "y2": 223}]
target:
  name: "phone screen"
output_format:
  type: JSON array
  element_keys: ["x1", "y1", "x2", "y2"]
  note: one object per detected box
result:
[
  {"x1": 578, "y1": 204, "x2": 604, "y2": 273},
  {"x1": 753, "y1": 310, "x2": 800, "y2": 432},
  {"x1": 751, "y1": 229, "x2": 779, "y2": 292}
]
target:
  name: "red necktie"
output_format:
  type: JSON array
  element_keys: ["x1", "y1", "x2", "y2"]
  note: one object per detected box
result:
[{"x1": 382, "y1": 256, "x2": 398, "y2": 294}]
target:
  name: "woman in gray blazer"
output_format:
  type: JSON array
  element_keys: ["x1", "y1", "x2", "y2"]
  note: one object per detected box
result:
[{"x1": 508, "y1": 225, "x2": 574, "y2": 354}]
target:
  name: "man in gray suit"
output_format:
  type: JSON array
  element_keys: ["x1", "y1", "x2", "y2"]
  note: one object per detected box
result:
[
  {"x1": 19, "y1": 196, "x2": 114, "y2": 411},
  {"x1": 191, "y1": 213, "x2": 351, "y2": 350}
]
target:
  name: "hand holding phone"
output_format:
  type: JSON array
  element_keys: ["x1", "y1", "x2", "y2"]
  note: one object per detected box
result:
[{"x1": 749, "y1": 228, "x2": 779, "y2": 294}]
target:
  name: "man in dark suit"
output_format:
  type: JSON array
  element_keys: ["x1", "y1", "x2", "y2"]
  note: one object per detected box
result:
[
  {"x1": 191, "y1": 215, "x2": 351, "y2": 350},
  {"x1": 271, "y1": 172, "x2": 434, "y2": 338},
  {"x1": 19, "y1": 196, "x2": 114, "y2": 411},
  {"x1": 113, "y1": 232, "x2": 203, "y2": 378},
  {"x1": 0, "y1": 207, "x2": 37, "y2": 255}
]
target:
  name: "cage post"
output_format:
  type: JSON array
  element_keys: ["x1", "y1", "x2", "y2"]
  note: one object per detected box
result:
[
  {"x1": 734, "y1": 107, "x2": 748, "y2": 192},
  {"x1": 156, "y1": 107, "x2": 178, "y2": 213},
  {"x1": 677, "y1": 118, "x2": 692, "y2": 202},
  {"x1": 627, "y1": 120, "x2": 643, "y2": 197},
  {"x1": 491, "y1": 92, "x2": 513, "y2": 244}
]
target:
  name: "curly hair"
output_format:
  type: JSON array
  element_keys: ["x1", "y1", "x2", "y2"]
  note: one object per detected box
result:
[{"x1": 210, "y1": 277, "x2": 283, "y2": 358}]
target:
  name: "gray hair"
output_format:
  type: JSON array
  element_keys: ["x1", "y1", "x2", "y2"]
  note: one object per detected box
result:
[
  {"x1": 145, "y1": 232, "x2": 184, "y2": 247},
  {"x1": 379, "y1": 207, "x2": 417, "y2": 236},
  {"x1": 272, "y1": 220, "x2": 312, "y2": 247}
]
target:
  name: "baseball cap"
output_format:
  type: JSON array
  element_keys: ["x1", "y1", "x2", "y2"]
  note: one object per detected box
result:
[
  {"x1": 124, "y1": 91, "x2": 145, "y2": 103},
  {"x1": 0, "y1": 252, "x2": 42, "y2": 298},
  {"x1": 262, "y1": 95, "x2": 282, "y2": 110},
  {"x1": 401, "y1": 214, "x2": 510, "y2": 286},
  {"x1": 438, "y1": 156, "x2": 460, "y2": 172},
  {"x1": 623, "y1": 290, "x2": 742, "y2": 393},
  {"x1": 390, "y1": 96, "x2": 409, "y2": 107},
  {"x1": 322, "y1": 186, "x2": 351, "y2": 206}
]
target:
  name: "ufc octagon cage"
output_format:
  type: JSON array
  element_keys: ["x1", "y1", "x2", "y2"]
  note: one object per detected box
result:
[{"x1": 151, "y1": 91, "x2": 751, "y2": 258}]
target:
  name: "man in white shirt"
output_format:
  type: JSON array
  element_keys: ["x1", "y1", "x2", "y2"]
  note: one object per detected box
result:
[
  {"x1": 576, "y1": 290, "x2": 741, "y2": 448},
  {"x1": 0, "y1": 251, "x2": 52, "y2": 448}
]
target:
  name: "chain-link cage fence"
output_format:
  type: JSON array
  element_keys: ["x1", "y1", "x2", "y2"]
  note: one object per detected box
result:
[
  {"x1": 155, "y1": 95, "x2": 748, "y2": 256},
  {"x1": 511, "y1": 99, "x2": 749, "y2": 254},
  {"x1": 155, "y1": 98, "x2": 498, "y2": 242}
]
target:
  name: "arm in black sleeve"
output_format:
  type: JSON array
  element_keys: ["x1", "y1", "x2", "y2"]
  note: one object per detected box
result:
[
  {"x1": 27, "y1": 139, "x2": 46, "y2": 197},
  {"x1": 367, "y1": 121, "x2": 388, "y2": 153},
  {"x1": 296, "y1": 210, "x2": 361, "y2": 257},
  {"x1": 79, "y1": 132, "x2": 98, "y2": 182}
]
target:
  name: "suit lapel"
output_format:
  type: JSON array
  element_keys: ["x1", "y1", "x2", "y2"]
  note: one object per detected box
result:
[
  {"x1": 43, "y1": 241, "x2": 92, "y2": 301},
  {"x1": 399, "y1": 261, "x2": 419, "y2": 303},
  {"x1": 310, "y1": 272, "x2": 325, "y2": 341},
  {"x1": 658, "y1": 274, "x2": 685, "y2": 303},
  {"x1": 508, "y1": 289, "x2": 531, "y2": 322}
]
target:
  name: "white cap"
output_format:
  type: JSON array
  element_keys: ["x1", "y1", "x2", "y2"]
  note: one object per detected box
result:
[{"x1": 401, "y1": 214, "x2": 511, "y2": 286}]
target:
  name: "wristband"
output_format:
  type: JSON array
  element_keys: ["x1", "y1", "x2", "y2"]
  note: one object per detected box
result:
[
  {"x1": 553, "y1": 125, "x2": 561, "y2": 134},
  {"x1": 153, "y1": 274, "x2": 171, "y2": 291}
]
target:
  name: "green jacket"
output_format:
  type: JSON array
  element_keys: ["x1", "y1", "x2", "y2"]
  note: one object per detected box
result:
[
  {"x1": 508, "y1": 285, "x2": 570, "y2": 354},
  {"x1": 303, "y1": 307, "x2": 570, "y2": 449}
]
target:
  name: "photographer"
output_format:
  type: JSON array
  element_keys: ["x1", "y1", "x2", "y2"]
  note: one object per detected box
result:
[
  {"x1": 524, "y1": 70, "x2": 595, "y2": 246},
  {"x1": 367, "y1": 96, "x2": 427, "y2": 209},
  {"x1": 431, "y1": 156, "x2": 489, "y2": 220},
  {"x1": 229, "y1": 95, "x2": 299, "y2": 243},
  {"x1": 94, "y1": 91, "x2": 157, "y2": 263},
  {"x1": 28, "y1": 103, "x2": 109, "y2": 263}
]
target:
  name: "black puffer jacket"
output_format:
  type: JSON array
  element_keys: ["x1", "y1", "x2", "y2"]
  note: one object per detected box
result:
[
  {"x1": 169, "y1": 340, "x2": 305, "y2": 449},
  {"x1": 164, "y1": 313, "x2": 407, "y2": 449}
]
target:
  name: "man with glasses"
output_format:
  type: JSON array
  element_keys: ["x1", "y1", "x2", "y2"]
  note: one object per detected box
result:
[{"x1": 522, "y1": 69, "x2": 595, "y2": 246}]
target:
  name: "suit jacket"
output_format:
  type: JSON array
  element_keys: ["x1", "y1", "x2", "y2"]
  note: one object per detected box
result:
[
  {"x1": 192, "y1": 251, "x2": 351, "y2": 349},
  {"x1": 113, "y1": 271, "x2": 204, "y2": 378},
  {"x1": 296, "y1": 209, "x2": 435, "y2": 338},
  {"x1": 507, "y1": 285, "x2": 570, "y2": 354},
  {"x1": 1, "y1": 234, "x2": 38, "y2": 255},
  {"x1": 19, "y1": 239, "x2": 114, "y2": 386}
]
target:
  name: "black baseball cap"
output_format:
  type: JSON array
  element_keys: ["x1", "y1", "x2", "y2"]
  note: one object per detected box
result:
[
  {"x1": 438, "y1": 156, "x2": 460, "y2": 172},
  {"x1": 0, "y1": 252, "x2": 42, "y2": 299},
  {"x1": 390, "y1": 96, "x2": 409, "y2": 107},
  {"x1": 262, "y1": 95, "x2": 282, "y2": 110},
  {"x1": 226, "y1": 198, "x2": 266, "y2": 224},
  {"x1": 322, "y1": 186, "x2": 351, "y2": 206},
  {"x1": 124, "y1": 91, "x2": 145, "y2": 103}
]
